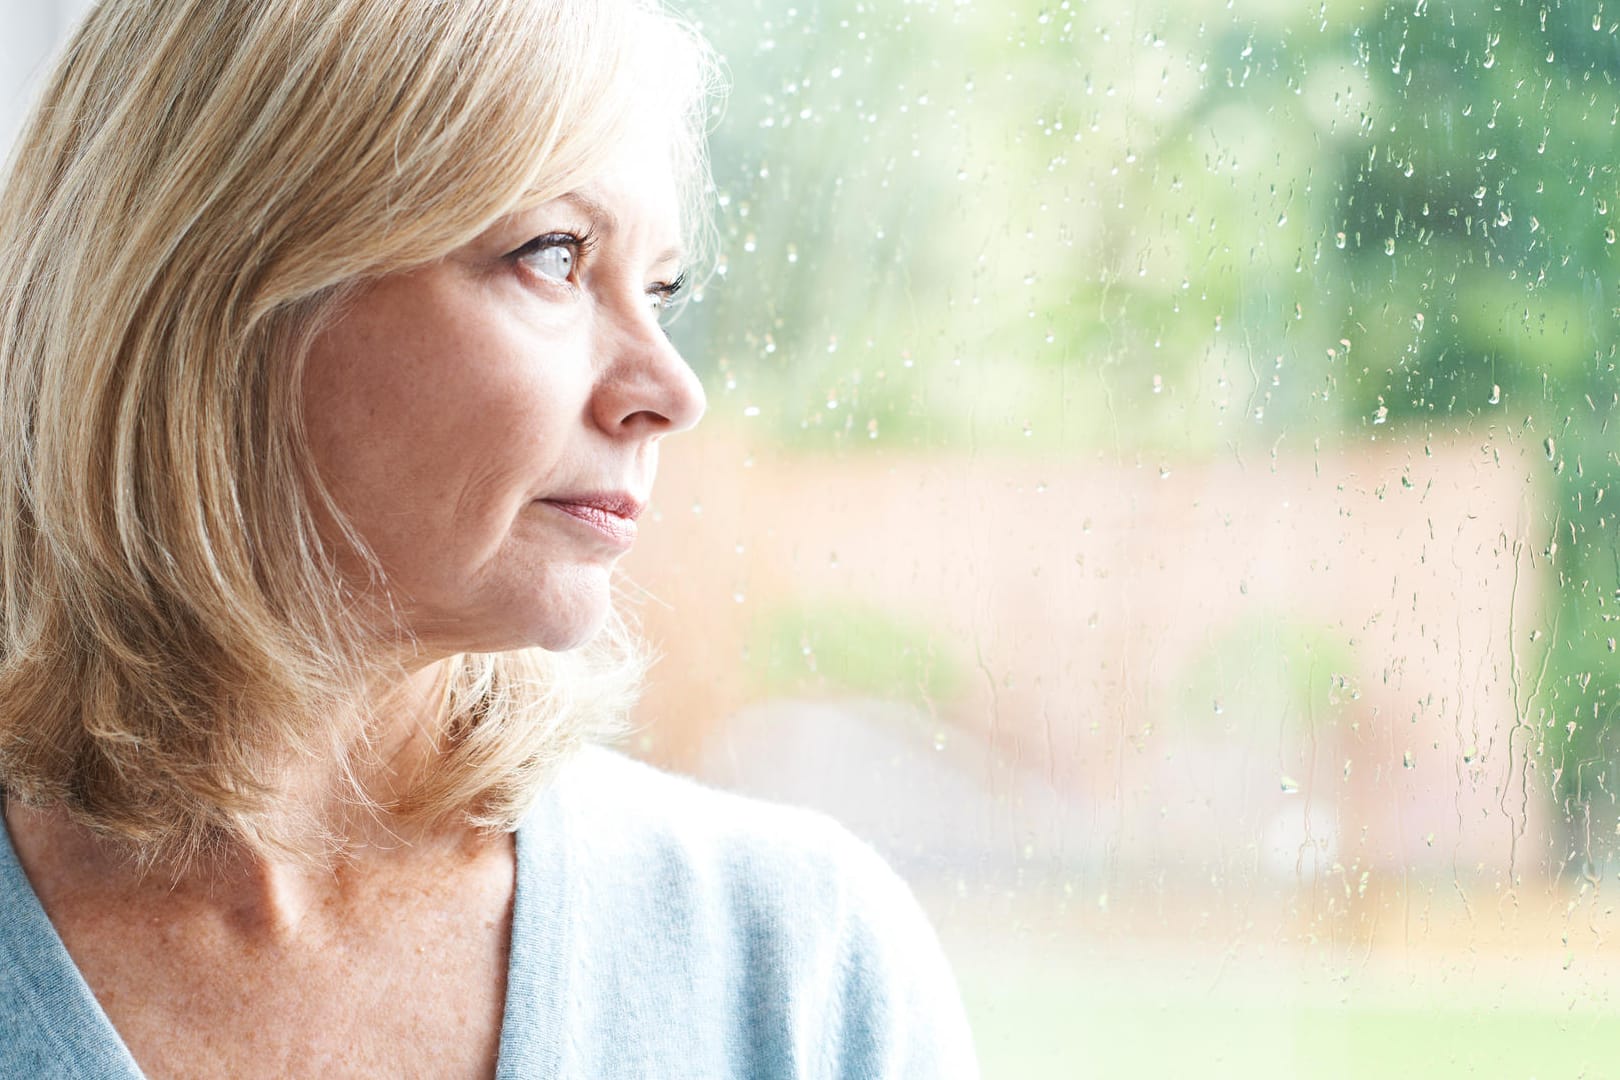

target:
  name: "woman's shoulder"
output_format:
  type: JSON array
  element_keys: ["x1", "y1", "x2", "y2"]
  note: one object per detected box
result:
[
  {"x1": 547, "y1": 744, "x2": 890, "y2": 879},
  {"x1": 518, "y1": 744, "x2": 980, "y2": 1079},
  {"x1": 536, "y1": 744, "x2": 935, "y2": 946}
]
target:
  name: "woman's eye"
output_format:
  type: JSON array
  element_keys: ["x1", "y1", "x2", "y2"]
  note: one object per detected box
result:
[
  {"x1": 523, "y1": 241, "x2": 574, "y2": 282},
  {"x1": 648, "y1": 271, "x2": 689, "y2": 312},
  {"x1": 510, "y1": 231, "x2": 592, "y2": 283}
]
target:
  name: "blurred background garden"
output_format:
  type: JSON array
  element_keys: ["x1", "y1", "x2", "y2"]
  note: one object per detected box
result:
[
  {"x1": 635, "y1": 0, "x2": 1620, "y2": 1074},
  {"x1": 9, "y1": 0, "x2": 1620, "y2": 1074}
]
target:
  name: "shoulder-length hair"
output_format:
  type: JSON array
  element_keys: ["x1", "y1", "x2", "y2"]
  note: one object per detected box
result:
[{"x1": 0, "y1": 0, "x2": 719, "y2": 865}]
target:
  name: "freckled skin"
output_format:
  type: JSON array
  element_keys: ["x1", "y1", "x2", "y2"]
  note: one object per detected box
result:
[
  {"x1": 16, "y1": 823, "x2": 519, "y2": 1080},
  {"x1": 4, "y1": 120, "x2": 707, "y2": 1079}
]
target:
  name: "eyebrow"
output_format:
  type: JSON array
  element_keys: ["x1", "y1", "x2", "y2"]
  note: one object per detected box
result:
[{"x1": 555, "y1": 190, "x2": 685, "y2": 268}]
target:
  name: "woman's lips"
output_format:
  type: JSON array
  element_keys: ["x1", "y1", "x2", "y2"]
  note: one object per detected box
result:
[{"x1": 541, "y1": 498, "x2": 639, "y2": 546}]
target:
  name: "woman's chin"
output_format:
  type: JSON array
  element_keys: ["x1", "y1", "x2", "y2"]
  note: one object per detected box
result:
[
  {"x1": 396, "y1": 567, "x2": 614, "y2": 657},
  {"x1": 482, "y1": 572, "x2": 614, "y2": 654},
  {"x1": 526, "y1": 608, "x2": 609, "y2": 653}
]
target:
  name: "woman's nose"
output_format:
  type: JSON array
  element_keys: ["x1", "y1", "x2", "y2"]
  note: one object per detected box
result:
[{"x1": 590, "y1": 302, "x2": 707, "y2": 439}]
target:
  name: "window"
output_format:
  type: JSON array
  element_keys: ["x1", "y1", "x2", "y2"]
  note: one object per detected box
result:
[{"x1": 643, "y1": 2, "x2": 1620, "y2": 1074}]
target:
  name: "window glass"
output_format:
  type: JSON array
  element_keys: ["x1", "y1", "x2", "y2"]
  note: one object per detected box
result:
[{"x1": 637, "y1": 1, "x2": 1620, "y2": 1074}]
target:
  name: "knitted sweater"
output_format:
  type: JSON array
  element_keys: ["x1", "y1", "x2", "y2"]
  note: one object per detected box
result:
[{"x1": 0, "y1": 747, "x2": 980, "y2": 1078}]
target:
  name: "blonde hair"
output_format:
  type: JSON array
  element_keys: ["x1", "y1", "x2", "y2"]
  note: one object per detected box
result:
[{"x1": 0, "y1": 0, "x2": 719, "y2": 864}]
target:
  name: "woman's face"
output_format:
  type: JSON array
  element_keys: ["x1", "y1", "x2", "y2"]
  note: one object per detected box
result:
[{"x1": 301, "y1": 120, "x2": 706, "y2": 655}]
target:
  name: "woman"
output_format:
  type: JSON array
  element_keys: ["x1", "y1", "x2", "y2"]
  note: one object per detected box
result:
[{"x1": 0, "y1": 0, "x2": 978, "y2": 1076}]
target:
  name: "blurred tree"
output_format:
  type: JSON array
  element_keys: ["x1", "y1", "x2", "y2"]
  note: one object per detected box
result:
[{"x1": 1331, "y1": 1, "x2": 1620, "y2": 846}]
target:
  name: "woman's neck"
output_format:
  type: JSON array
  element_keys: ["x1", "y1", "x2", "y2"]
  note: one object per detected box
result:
[{"x1": 1, "y1": 656, "x2": 502, "y2": 940}]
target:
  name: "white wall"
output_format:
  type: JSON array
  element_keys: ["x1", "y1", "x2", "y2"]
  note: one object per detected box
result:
[{"x1": 0, "y1": 0, "x2": 93, "y2": 150}]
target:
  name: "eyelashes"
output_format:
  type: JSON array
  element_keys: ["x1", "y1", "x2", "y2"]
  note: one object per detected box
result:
[
  {"x1": 507, "y1": 229, "x2": 686, "y2": 312},
  {"x1": 649, "y1": 271, "x2": 689, "y2": 311},
  {"x1": 510, "y1": 228, "x2": 598, "y2": 261}
]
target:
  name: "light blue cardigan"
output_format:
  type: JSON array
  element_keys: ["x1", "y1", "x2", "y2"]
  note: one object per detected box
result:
[{"x1": 0, "y1": 747, "x2": 980, "y2": 1078}]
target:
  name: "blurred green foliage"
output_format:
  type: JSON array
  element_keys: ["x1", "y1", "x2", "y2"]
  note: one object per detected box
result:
[
  {"x1": 746, "y1": 600, "x2": 966, "y2": 705},
  {"x1": 675, "y1": 0, "x2": 1620, "y2": 841},
  {"x1": 1330, "y1": 1, "x2": 1620, "y2": 846},
  {"x1": 1174, "y1": 612, "x2": 1359, "y2": 735}
]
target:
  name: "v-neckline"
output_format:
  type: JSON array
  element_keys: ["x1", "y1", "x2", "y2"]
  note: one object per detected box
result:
[{"x1": 0, "y1": 784, "x2": 576, "y2": 1080}]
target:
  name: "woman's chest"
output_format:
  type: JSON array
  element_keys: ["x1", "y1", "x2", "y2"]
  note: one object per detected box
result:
[{"x1": 48, "y1": 871, "x2": 515, "y2": 1079}]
